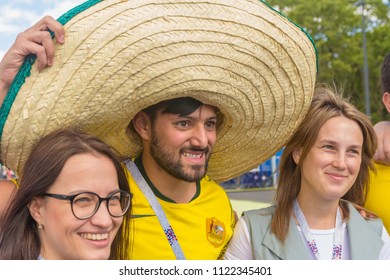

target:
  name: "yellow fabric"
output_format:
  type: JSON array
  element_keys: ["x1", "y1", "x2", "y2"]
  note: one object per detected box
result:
[
  {"x1": 365, "y1": 162, "x2": 390, "y2": 232},
  {"x1": 126, "y1": 169, "x2": 235, "y2": 260},
  {"x1": 10, "y1": 178, "x2": 19, "y2": 188}
]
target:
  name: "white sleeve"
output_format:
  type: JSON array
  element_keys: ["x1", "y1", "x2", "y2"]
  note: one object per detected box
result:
[
  {"x1": 223, "y1": 216, "x2": 254, "y2": 260},
  {"x1": 379, "y1": 226, "x2": 390, "y2": 260},
  {"x1": 381, "y1": 226, "x2": 390, "y2": 242}
]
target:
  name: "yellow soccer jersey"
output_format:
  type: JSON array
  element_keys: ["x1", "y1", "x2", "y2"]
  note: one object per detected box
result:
[
  {"x1": 365, "y1": 162, "x2": 390, "y2": 232},
  {"x1": 125, "y1": 159, "x2": 235, "y2": 260}
]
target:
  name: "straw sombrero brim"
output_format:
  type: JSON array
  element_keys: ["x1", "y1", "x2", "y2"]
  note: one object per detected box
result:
[{"x1": 0, "y1": 0, "x2": 317, "y2": 182}]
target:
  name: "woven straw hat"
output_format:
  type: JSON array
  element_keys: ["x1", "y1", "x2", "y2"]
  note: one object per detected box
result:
[{"x1": 0, "y1": 0, "x2": 317, "y2": 182}]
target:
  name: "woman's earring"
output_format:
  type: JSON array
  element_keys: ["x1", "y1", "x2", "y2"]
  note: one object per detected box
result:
[{"x1": 38, "y1": 223, "x2": 44, "y2": 229}]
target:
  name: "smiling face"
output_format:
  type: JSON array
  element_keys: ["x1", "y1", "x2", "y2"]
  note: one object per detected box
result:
[
  {"x1": 295, "y1": 116, "x2": 363, "y2": 203},
  {"x1": 30, "y1": 153, "x2": 123, "y2": 260},
  {"x1": 148, "y1": 104, "x2": 217, "y2": 182}
]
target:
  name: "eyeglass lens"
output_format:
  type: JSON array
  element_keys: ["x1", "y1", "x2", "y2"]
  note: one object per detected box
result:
[{"x1": 72, "y1": 191, "x2": 130, "y2": 219}]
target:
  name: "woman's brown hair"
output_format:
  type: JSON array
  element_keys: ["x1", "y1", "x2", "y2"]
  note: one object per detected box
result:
[
  {"x1": 271, "y1": 86, "x2": 377, "y2": 243},
  {"x1": 0, "y1": 128, "x2": 131, "y2": 259}
]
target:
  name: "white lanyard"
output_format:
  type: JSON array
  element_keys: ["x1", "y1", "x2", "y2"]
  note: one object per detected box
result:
[
  {"x1": 125, "y1": 159, "x2": 186, "y2": 260},
  {"x1": 293, "y1": 200, "x2": 345, "y2": 260}
]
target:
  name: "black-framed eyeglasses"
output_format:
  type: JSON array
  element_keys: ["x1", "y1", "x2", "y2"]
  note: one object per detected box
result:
[{"x1": 42, "y1": 190, "x2": 131, "y2": 220}]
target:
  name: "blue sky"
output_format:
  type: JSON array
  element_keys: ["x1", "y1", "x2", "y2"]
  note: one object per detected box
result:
[
  {"x1": 2, "y1": 0, "x2": 389, "y2": 61},
  {"x1": 0, "y1": 0, "x2": 85, "y2": 60}
]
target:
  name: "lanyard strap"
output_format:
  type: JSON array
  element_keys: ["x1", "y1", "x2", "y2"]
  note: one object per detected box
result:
[
  {"x1": 293, "y1": 200, "x2": 344, "y2": 260},
  {"x1": 125, "y1": 159, "x2": 186, "y2": 260}
]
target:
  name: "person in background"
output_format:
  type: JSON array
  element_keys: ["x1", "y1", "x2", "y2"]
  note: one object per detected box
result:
[
  {"x1": 0, "y1": 128, "x2": 132, "y2": 260},
  {"x1": 373, "y1": 121, "x2": 390, "y2": 164},
  {"x1": 365, "y1": 53, "x2": 390, "y2": 232},
  {"x1": 224, "y1": 86, "x2": 388, "y2": 260}
]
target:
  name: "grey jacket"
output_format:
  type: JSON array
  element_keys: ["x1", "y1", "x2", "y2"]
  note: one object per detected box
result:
[{"x1": 243, "y1": 202, "x2": 384, "y2": 259}]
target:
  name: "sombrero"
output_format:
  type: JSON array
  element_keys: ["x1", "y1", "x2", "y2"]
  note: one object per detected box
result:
[{"x1": 0, "y1": 0, "x2": 317, "y2": 182}]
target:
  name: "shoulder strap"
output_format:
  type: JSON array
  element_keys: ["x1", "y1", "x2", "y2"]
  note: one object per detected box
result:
[
  {"x1": 10, "y1": 178, "x2": 20, "y2": 188},
  {"x1": 124, "y1": 159, "x2": 186, "y2": 260}
]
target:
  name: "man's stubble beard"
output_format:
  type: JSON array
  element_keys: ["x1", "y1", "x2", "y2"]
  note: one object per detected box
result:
[{"x1": 149, "y1": 134, "x2": 210, "y2": 182}]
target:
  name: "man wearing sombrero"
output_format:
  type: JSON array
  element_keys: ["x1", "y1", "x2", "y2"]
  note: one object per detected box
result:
[{"x1": 0, "y1": 0, "x2": 317, "y2": 259}]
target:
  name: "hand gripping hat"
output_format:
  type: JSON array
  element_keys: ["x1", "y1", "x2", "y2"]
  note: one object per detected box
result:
[{"x1": 0, "y1": 0, "x2": 317, "y2": 182}]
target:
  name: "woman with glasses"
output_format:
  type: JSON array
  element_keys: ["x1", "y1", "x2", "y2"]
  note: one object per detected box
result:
[{"x1": 0, "y1": 128, "x2": 132, "y2": 260}]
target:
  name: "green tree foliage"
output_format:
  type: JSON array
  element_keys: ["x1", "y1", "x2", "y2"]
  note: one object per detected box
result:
[{"x1": 265, "y1": 0, "x2": 390, "y2": 122}]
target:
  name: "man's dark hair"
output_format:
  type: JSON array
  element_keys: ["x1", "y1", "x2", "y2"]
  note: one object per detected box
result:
[
  {"x1": 143, "y1": 97, "x2": 204, "y2": 123},
  {"x1": 127, "y1": 97, "x2": 222, "y2": 137},
  {"x1": 381, "y1": 53, "x2": 390, "y2": 94}
]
